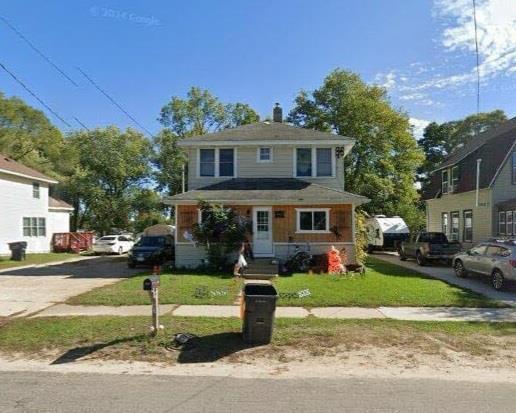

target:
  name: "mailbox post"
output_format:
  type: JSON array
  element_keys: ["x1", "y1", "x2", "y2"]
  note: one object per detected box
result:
[{"x1": 143, "y1": 265, "x2": 162, "y2": 336}]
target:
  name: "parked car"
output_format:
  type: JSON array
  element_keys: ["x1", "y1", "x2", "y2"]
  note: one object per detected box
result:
[
  {"x1": 127, "y1": 235, "x2": 175, "y2": 268},
  {"x1": 452, "y1": 240, "x2": 516, "y2": 290},
  {"x1": 398, "y1": 232, "x2": 461, "y2": 266},
  {"x1": 93, "y1": 235, "x2": 134, "y2": 255}
]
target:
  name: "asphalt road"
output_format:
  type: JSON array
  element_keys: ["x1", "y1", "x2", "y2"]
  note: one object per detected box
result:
[{"x1": 0, "y1": 371, "x2": 514, "y2": 413}]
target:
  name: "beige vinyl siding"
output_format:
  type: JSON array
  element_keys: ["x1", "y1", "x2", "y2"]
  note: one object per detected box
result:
[
  {"x1": 187, "y1": 145, "x2": 345, "y2": 190},
  {"x1": 490, "y1": 149, "x2": 516, "y2": 234},
  {"x1": 426, "y1": 188, "x2": 492, "y2": 244}
]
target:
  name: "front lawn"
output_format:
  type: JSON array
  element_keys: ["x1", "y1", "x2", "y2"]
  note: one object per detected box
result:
[
  {"x1": 0, "y1": 253, "x2": 80, "y2": 270},
  {"x1": 0, "y1": 316, "x2": 514, "y2": 363},
  {"x1": 68, "y1": 257, "x2": 503, "y2": 308}
]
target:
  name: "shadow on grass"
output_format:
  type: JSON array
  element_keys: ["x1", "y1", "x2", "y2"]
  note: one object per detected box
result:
[
  {"x1": 51, "y1": 334, "x2": 147, "y2": 364},
  {"x1": 176, "y1": 332, "x2": 259, "y2": 364}
]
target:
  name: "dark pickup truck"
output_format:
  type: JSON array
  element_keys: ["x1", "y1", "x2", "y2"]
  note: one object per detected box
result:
[{"x1": 398, "y1": 232, "x2": 462, "y2": 266}]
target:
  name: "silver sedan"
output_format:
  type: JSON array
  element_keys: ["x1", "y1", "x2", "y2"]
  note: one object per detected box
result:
[{"x1": 452, "y1": 241, "x2": 516, "y2": 290}]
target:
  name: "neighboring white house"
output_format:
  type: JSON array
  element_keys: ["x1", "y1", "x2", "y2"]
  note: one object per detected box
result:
[{"x1": 0, "y1": 154, "x2": 73, "y2": 255}]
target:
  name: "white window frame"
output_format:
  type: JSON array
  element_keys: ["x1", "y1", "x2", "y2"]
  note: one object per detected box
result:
[
  {"x1": 293, "y1": 147, "x2": 336, "y2": 178},
  {"x1": 295, "y1": 208, "x2": 330, "y2": 233},
  {"x1": 257, "y1": 147, "x2": 273, "y2": 163},
  {"x1": 451, "y1": 166, "x2": 459, "y2": 192},
  {"x1": 499, "y1": 211, "x2": 506, "y2": 235},
  {"x1": 23, "y1": 217, "x2": 46, "y2": 237},
  {"x1": 442, "y1": 170, "x2": 449, "y2": 194},
  {"x1": 506, "y1": 211, "x2": 513, "y2": 235},
  {"x1": 441, "y1": 212, "x2": 448, "y2": 236},
  {"x1": 32, "y1": 182, "x2": 40, "y2": 199},
  {"x1": 463, "y1": 210, "x2": 473, "y2": 242},
  {"x1": 197, "y1": 148, "x2": 237, "y2": 178},
  {"x1": 450, "y1": 211, "x2": 460, "y2": 241}
]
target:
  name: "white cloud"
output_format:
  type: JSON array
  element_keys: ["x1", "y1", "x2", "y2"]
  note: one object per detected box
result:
[
  {"x1": 374, "y1": 70, "x2": 397, "y2": 90},
  {"x1": 410, "y1": 118, "x2": 431, "y2": 140}
]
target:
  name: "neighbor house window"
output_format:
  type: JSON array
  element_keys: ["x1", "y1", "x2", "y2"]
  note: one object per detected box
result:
[
  {"x1": 199, "y1": 149, "x2": 215, "y2": 177},
  {"x1": 295, "y1": 147, "x2": 334, "y2": 178},
  {"x1": 23, "y1": 217, "x2": 46, "y2": 237},
  {"x1": 451, "y1": 166, "x2": 459, "y2": 192},
  {"x1": 218, "y1": 149, "x2": 234, "y2": 177},
  {"x1": 499, "y1": 211, "x2": 506, "y2": 235},
  {"x1": 450, "y1": 211, "x2": 459, "y2": 241},
  {"x1": 506, "y1": 211, "x2": 513, "y2": 235},
  {"x1": 199, "y1": 148, "x2": 235, "y2": 177},
  {"x1": 513, "y1": 211, "x2": 516, "y2": 235},
  {"x1": 442, "y1": 170, "x2": 449, "y2": 194},
  {"x1": 257, "y1": 147, "x2": 272, "y2": 162},
  {"x1": 512, "y1": 152, "x2": 516, "y2": 184},
  {"x1": 32, "y1": 182, "x2": 40, "y2": 199},
  {"x1": 296, "y1": 208, "x2": 330, "y2": 233},
  {"x1": 441, "y1": 212, "x2": 449, "y2": 235},
  {"x1": 463, "y1": 210, "x2": 473, "y2": 242}
]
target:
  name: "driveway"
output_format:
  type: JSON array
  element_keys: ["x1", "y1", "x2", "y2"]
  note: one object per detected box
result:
[
  {"x1": 374, "y1": 252, "x2": 516, "y2": 307},
  {"x1": 0, "y1": 256, "x2": 138, "y2": 317}
]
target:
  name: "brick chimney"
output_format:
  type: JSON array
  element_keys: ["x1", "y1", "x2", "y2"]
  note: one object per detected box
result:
[{"x1": 273, "y1": 103, "x2": 282, "y2": 123}]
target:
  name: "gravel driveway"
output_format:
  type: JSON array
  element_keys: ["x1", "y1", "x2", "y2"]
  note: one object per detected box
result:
[{"x1": 0, "y1": 256, "x2": 138, "y2": 317}]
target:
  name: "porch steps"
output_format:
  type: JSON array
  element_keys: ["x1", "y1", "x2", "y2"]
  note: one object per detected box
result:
[{"x1": 242, "y1": 258, "x2": 278, "y2": 280}]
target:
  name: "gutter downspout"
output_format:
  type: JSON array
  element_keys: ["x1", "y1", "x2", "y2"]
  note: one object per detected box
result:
[{"x1": 475, "y1": 158, "x2": 482, "y2": 207}]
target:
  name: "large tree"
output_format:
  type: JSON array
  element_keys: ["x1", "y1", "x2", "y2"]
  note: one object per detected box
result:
[
  {"x1": 288, "y1": 69, "x2": 425, "y2": 230},
  {"x1": 155, "y1": 87, "x2": 259, "y2": 196},
  {"x1": 418, "y1": 110, "x2": 507, "y2": 190},
  {"x1": 64, "y1": 127, "x2": 153, "y2": 233},
  {"x1": 0, "y1": 92, "x2": 66, "y2": 178}
]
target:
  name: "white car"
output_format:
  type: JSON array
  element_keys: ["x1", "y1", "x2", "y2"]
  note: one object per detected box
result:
[{"x1": 93, "y1": 235, "x2": 134, "y2": 255}]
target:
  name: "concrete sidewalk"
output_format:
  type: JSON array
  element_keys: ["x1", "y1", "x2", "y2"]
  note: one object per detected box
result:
[
  {"x1": 32, "y1": 303, "x2": 516, "y2": 322},
  {"x1": 373, "y1": 252, "x2": 516, "y2": 307}
]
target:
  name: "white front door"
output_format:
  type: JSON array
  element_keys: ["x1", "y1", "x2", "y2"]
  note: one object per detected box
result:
[{"x1": 253, "y1": 207, "x2": 273, "y2": 257}]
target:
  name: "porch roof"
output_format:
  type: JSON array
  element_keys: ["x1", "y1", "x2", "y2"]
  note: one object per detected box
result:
[{"x1": 163, "y1": 178, "x2": 370, "y2": 206}]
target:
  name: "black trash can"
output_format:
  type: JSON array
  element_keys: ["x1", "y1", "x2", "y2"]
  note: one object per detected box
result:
[
  {"x1": 242, "y1": 283, "x2": 277, "y2": 344},
  {"x1": 8, "y1": 241, "x2": 27, "y2": 261}
]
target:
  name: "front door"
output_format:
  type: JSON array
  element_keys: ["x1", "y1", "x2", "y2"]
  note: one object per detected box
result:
[{"x1": 253, "y1": 207, "x2": 273, "y2": 257}]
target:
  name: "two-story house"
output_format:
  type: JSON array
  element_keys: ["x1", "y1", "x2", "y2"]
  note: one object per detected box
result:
[
  {"x1": 164, "y1": 104, "x2": 369, "y2": 268},
  {"x1": 423, "y1": 117, "x2": 516, "y2": 247},
  {"x1": 0, "y1": 154, "x2": 73, "y2": 255}
]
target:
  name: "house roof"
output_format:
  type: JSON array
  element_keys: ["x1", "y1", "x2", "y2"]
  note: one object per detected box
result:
[
  {"x1": 432, "y1": 117, "x2": 516, "y2": 172},
  {"x1": 0, "y1": 154, "x2": 58, "y2": 184},
  {"x1": 49, "y1": 196, "x2": 74, "y2": 210},
  {"x1": 179, "y1": 122, "x2": 355, "y2": 146},
  {"x1": 164, "y1": 178, "x2": 370, "y2": 205}
]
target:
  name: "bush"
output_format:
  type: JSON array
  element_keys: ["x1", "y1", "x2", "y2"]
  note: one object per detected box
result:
[{"x1": 355, "y1": 209, "x2": 368, "y2": 264}]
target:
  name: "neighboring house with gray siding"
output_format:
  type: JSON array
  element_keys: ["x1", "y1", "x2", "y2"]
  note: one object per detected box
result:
[
  {"x1": 423, "y1": 118, "x2": 516, "y2": 247},
  {"x1": 163, "y1": 104, "x2": 369, "y2": 268}
]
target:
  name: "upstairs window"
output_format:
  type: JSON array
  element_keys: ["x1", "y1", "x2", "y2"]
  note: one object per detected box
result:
[
  {"x1": 199, "y1": 148, "x2": 235, "y2": 178},
  {"x1": 199, "y1": 149, "x2": 215, "y2": 177},
  {"x1": 451, "y1": 166, "x2": 459, "y2": 192},
  {"x1": 442, "y1": 170, "x2": 449, "y2": 194},
  {"x1": 219, "y1": 149, "x2": 234, "y2": 177},
  {"x1": 32, "y1": 182, "x2": 40, "y2": 199},
  {"x1": 257, "y1": 147, "x2": 272, "y2": 162},
  {"x1": 295, "y1": 147, "x2": 334, "y2": 178}
]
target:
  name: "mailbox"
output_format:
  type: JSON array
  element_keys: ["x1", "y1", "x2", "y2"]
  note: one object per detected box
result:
[{"x1": 143, "y1": 278, "x2": 153, "y2": 291}]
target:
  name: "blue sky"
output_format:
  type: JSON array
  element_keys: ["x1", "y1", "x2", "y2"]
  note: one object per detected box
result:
[{"x1": 1, "y1": 0, "x2": 515, "y2": 139}]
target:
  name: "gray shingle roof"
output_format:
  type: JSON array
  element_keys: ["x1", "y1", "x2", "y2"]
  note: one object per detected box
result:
[
  {"x1": 49, "y1": 196, "x2": 73, "y2": 210},
  {"x1": 0, "y1": 153, "x2": 57, "y2": 183},
  {"x1": 179, "y1": 122, "x2": 353, "y2": 144},
  {"x1": 164, "y1": 178, "x2": 369, "y2": 205}
]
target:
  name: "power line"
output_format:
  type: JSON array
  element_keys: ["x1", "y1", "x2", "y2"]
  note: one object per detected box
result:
[
  {"x1": 0, "y1": 61, "x2": 72, "y2": 127},
  {"x1": 73, "y1": 117, "x2": 90, "y2": 130},
  {"x1": 76, "y1": 67, "x2": 154, "y2": 137},
  {"x1": 0, "y1": 15, "x2": 79, "y2": 87},
  {"x1": 472, "y1": 0, "x2": 480, "y2": 115}
]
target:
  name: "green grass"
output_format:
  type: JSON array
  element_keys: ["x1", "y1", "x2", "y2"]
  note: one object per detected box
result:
[
  {"x1": 68, "y1": 257, "x2": 503, "y2": 308},
  {"x1": 0, "y1": 316, "x2": 514, "y2": 363},
  {"x1": 67, "y1": 272, "x2": 242, "y2": 306},
  {"x1": 0, "y1": 253, "x2": 80, "y2": 270}
]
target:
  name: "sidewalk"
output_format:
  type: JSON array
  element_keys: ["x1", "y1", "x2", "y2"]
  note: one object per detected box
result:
[
  {"x1": 32, "y1": 303, "x2": 516, "y2": 322},
  {"x1": 373, "y1": 252, "x2": 516, "y2": 307}
]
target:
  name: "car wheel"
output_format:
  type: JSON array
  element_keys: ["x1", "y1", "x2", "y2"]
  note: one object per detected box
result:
[
  {"x1": 416, "y1": 251, "x2": 426, "y2": 266},
  {"x1": 454, "y1": 260, "x2": 467, "y2": 278},
  {"x1": 491, "y1": 269, "x2": 505, "y2": 291},
  {"x1": 118, "y1": 247, "x2": 124, "y2": 255}
]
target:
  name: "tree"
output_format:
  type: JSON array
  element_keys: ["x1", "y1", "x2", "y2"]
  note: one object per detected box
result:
[
  {"x1": 288, "y1": 69, "x2": 425, "y2": 230},
  {"x1": 0, "y1": 92, "x2": 66, "y2": 178},
  {"x1": 418, "y1": 110, "x2": 507, "y2": 190},
  {"x1": 155, "y1": 87, "x2": 259, "y2": 197},
  {"x1": 64, "y1": 127, "x2": 152, "y2": 234},
  {"x1": 130, "y1": 188, "x2": 170, "y2": 233}
]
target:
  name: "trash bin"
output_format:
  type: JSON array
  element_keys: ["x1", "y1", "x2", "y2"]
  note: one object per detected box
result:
[
  {"x1": 8, "y1": 241, "x2": 27, "y2": 261},
  {"x1": 241, "y1": 283, "x2": 277, "y2": 344}
]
